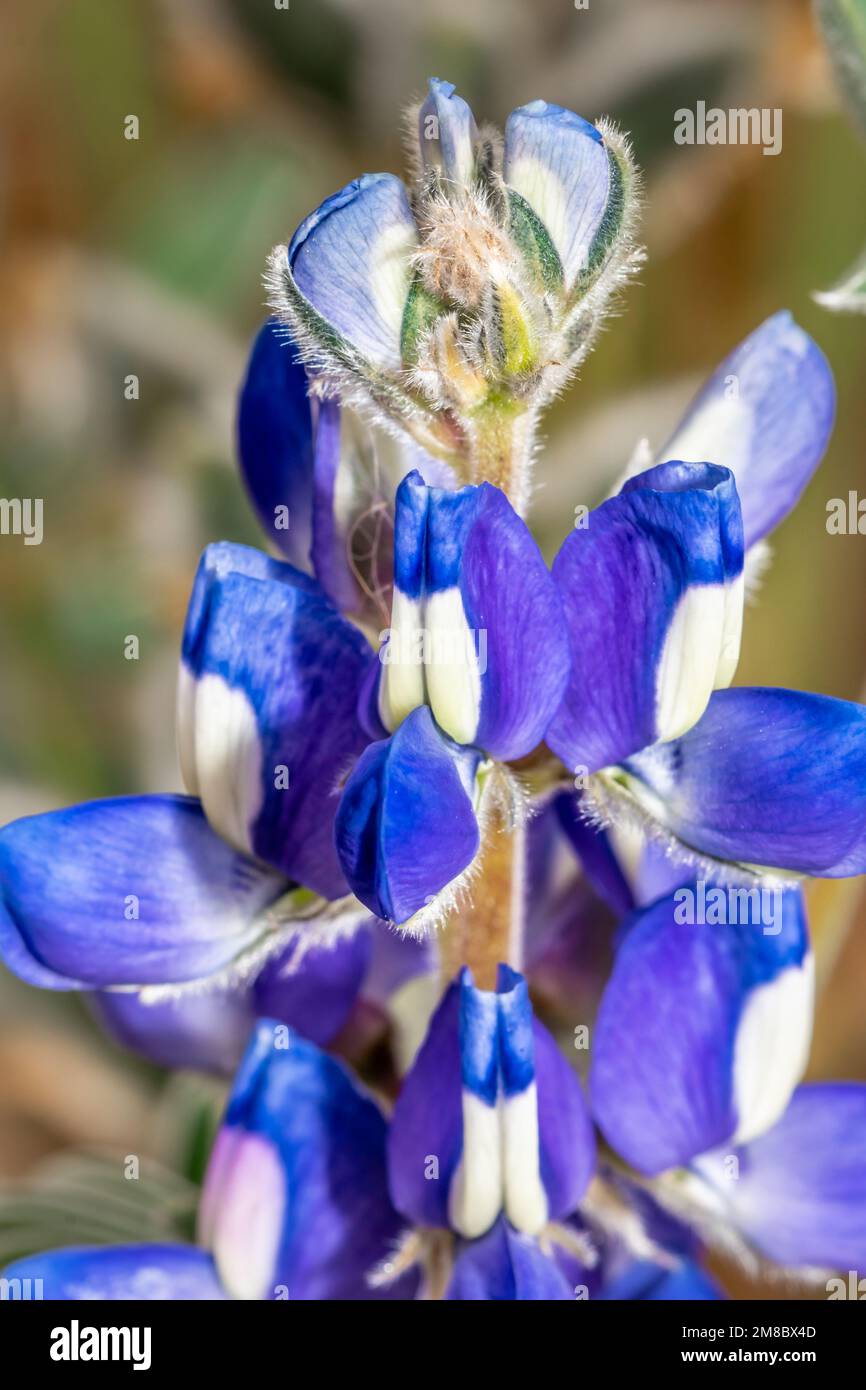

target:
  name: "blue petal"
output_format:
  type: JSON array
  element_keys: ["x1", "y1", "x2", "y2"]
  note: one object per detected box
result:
[
  {"x1": 418, "y1": 78, "x2": 479, "y2": 188},
  {"x1": 361, "y1": 917, "x2": 434, "y2": 1006},
  {"x1": 503, "y1": 100, "x2": 611, "y2": 290},
  {"x1": 288, "y1": 173, "x2": 416, "y2": 370},
  {"x1": 179, "y1": 541, "x2": 375, "y2": 897},
  {"x1": 555, "y1": 792, "x2": 636, "y2": 917},
  {"x1": 623, "y1": 687, "x2": 866, "y2": 877},
  {"x1": 91, "y1": 930, "x2": 372, "y2": 1073},
  {"x1": 521, "y1": 804, "x2": 616, "y2": 1019},
  {"x1": 91, "y1": 988, "x2": 254, "y2": 1075},
  {"x1": 380, "y1": 472, "x2": 571, "y2": 760},
  {"x1": 387, "y1": 974, "x2": 463, "y2": 1229},
  {"x1": 600, "y1": 1257, "x2": 723, "y2": 1301},
  {"x1": 388, "y1": 965, "x2": 594, "y2": 1237},
  {"x1": 236, "y1": 320, "x2": 314, "y2": 566},
  {"x1": 555, "y1": 792, "x2": 691, "y2": 915},
  {"x1": 694, "y1": 1084, "x2": 866, "y2": 1271},
  {"x1": 445, "y1": 1219, "x2": 573, "y2": 1300},
  {"x1": 0, "y1": 795, "x2": 283, "y2": 989},
  {"x1": 200, "y1": 1021, "x2": 410, "y2": 1300},
  {"x1": 660, "y1": 312, "x2": 835, "y2": 548},
  {"x1": 591, "y1": 886, "x2": 812, "y2": 1174},
  {"x1": 334, "y1": 705, "x2": 481, "y2": 924},
  {"x1": 547, "y1": 462, "x2": 744, "y2": 774},
  {"x1": 310, "y1": 398, "x2": 361, "y2": 613},
  {"x1": 253, "y1": 928, "x2": 372, "y2": 1044},
  {"x1": 2, "y1": 1245, "x2": 227, "y2": 1299}
]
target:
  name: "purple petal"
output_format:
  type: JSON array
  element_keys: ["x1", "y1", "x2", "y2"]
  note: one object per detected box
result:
[
  {"x1": 381, "y1": 472, "x2": 571, "y2": 761},
  {"x1": 623, "y1": 686, "x2": 866, "y2": 877},
  {"x1": 0, "y1": 794, "x2": 283, "y2": 989},
  {"x1": 200, "y1": 1022, "x2": 412, "y2": 1300},
  {"x1": 694, "y1": 1083, "x2": 866, "y2": 1272},
  {"x1": 91, "y1": 988, "x2": 254, "y2": 1075},
  {"x1": 253, "y1": 928, "x2": 372, "y2": 1045},
  {"x1": 236, "y1": 320, "x2": 314, "y2": 565},
  {"x1": 288, "y1": 174, "x2": 416, "y2": 370},
  {"x1": 418, "y1": 78, "x2": 479, "y2": 188},
  {"x1": 2, "y1": 1245, "x2": 227, "y2": 1300},
  {"x1": 334, "y1": 706, "x2": 481, "y2": 924},
  {"x1": 91, "y1": 928, "x2": 373, "y2": 1073},
  {"x1": 660, "y1": 312, "x2": 835, "y2": 548},
  {"x1": 600, "y1": 1258, "x2": 723, "y2": 1301},
  {"x1": 591, "y1": 886, "x2": 812, "y2": 1173},
  {"x1": 388, "y1": 965, "x2": 594, "y2": 1236},
  {"x1": 503, "y1": 101, "x2": 611, "y2": 291},
  {"x1": 445, "y1": 1219, "x2": 573, "y2": 1300},
  {"x1": 547, "y1": 461, "x2": 744, "y2": 774},
  {"x1": 555, "y1": 792, "x2": 636, "y2": 917},
  {"x1": 179, "y1": 541, "x2": 375, "y2": 896}
]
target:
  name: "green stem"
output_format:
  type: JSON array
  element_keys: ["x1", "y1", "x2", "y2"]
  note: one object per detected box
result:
[{"x1": 466, "y1": 397, "x2": 537, "y2": 513}]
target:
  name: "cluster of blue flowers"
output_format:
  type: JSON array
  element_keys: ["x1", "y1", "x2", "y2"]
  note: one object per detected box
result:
[{"x1": 3, "y1": 79, "x2": 866, "y2": 1301}]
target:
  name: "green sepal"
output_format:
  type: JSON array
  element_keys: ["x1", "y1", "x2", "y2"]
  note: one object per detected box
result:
[
  {"x1": 400, "y1": 272, "x2": 446, "y2": 365},
  {"x1": 506, "y1": 188, "x2": 565, "y2": 295}
]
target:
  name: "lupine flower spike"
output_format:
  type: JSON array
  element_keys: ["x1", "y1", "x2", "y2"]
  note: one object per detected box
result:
[{"x1": 3, "y1": 79, "x2": 866, "y2": 1302}]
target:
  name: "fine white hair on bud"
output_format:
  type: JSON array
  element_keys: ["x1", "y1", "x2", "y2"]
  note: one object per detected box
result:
[
  {"x1": 268, "y1": 83, "x2": 643, "y2": 508},
  {"x1": 413, "y1": 191, "x2": 516, "y2": 309}
]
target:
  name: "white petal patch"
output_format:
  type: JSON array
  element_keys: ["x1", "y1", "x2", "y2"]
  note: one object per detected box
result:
[
  {"x1": 369, "y1": 221, "x2": 417, "y2": 368},
  {"x1": 505, "y1": 152, "x2": 606, "y2": 285},
  {"x1": 448, "y1": 1092, "x2": 504, "y2": 1239},
  {"x1": 379, "y1": 590, "x2": 426, "y2": 732},
  {"x1": 732, "y1": 954, "x2": 814, "y2": 1146},
  {"x1": 448, "y1": 1083, "x2": 549, "y2": 1239},
  {"x1": 176, "y1": 662, "x2": 200, "y2": 796},
  {"x1": 206, "y1": 1131, "x2": 286, "y2": 1302},
  {"x1": 654, "y1": 584, "x2": 727, "y2": 742},
  {"x1": 501, "y1": 1083, "x2": 549, "y2": 1235},
  {"x1": 664, "y1": 393, "x2": 754, "y2": 480},
  {"x1": 185, "y1": 672, "x2": 263, "y2": 855},
  {"x1": 715, "y1": 572, "x2": 745, "y2": 689},
  {"x1": 424, "y1": 587, "x2": 482, "y2": 747}
]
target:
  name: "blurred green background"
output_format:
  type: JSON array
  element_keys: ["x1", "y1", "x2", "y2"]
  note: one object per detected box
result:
[{"x1": 1, "y1": 0, "x2": 865, "y2": 1288}]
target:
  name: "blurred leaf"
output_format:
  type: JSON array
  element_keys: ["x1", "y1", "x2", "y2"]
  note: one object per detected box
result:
[
  {"x1": 815, "y1": 244, "x2": 866, "y2": 312},
  {"x1": 107, "y1": 135, "x2": 306, "y2": 314},
  {"x1": 152, "y1": 1073, "x2": 226, "y2": 1189},
  {"x1": 815, "y1": 0, "x2": 866, "y2": 139},
  {"x1": 0, "y1": 1152, "x2": 198, "y2": 1266},
  {"x1": 228, "y1": 0, "x2": 356, "y2": 108}
]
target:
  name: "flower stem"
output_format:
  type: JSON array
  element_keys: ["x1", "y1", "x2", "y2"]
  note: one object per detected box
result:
[
  {"x1": 437, "y1": 807, "x2": 525, "y2": 990},
  {"x1": 466, "y1": 397, "x2": 536, "y2": 514}
]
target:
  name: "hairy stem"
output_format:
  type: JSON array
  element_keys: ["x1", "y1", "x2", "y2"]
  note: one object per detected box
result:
[
  {"x1": 437, "y1": 807, "x2": 525, "y2": 990},
  {"x1": 466, "y1": 398, "x2": 537, "y2": 514}
]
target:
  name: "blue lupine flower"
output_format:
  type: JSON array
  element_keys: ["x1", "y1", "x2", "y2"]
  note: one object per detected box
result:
[
  {"x1": 386, "y1": 964, "x2": 594, "y2": 1241},
  {"x1": 177, "y1": 540, "x2": 374, "y2": 895},
  {"x1": 4, "y1": 75, "x2": 866, "y2": 1305},
  {"x1": 546, "y1": 316, "x2": 866, "y2": 886},
  {"x1": 557, "y1": 793, "x2": 817, "y2": 1160},
  {"x1": 590, "y1": 883, "x2": 813, "y2": 1167},
  {"x1": 2, "y1": 986, "x2": 591, "y2": 1300},
  {"x1": 0, "y1": 540, "x2": 379, "y2": 998},
  {"x1": 9, "y1": 1008, "x2": 866, "y2": 1300},
  {"x1": 3, "y1": 1023, "x2": 413, "y2": 1301},
  {"x1": 335, "y1": 468, "x2": 571, "y2": 924}
]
